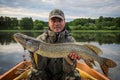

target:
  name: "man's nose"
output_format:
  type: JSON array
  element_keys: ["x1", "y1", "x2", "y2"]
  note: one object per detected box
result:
[{"x1": 54, "y1": 21, "x2": 59, "y2": 25}]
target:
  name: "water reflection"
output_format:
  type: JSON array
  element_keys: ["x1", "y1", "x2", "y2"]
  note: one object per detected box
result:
[
  {"x1": 0, "y1": 43, "x2": 30, "y2": 74},
  {"x1": 72, "y1": 32, "x2": 120, "y2": 44},
  {"x1": 0, "y1": 32, "x2": 42, "y2": 45},
  {"x1": 0, "y1": 32, "x2": 120, "y2": 80},
  {"x1": 0, "y1": 32, "x2": 120, "y2": 45}
]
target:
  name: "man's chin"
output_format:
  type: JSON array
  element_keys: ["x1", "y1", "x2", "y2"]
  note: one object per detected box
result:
[{"x1": 54, "y1": 29, "x2": 61, "y2": 32}]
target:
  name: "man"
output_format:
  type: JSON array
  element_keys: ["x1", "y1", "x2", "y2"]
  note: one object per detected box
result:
[{"x1": 28, "y1": 9, "x2": 81, "y2": 80}]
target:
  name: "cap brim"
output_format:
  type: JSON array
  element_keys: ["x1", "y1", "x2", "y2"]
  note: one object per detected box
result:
[{"x1": 49, "y1": 15, "x2": 64, "y2": 20}]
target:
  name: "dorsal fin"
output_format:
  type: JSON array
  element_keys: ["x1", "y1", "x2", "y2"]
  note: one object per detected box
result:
[{"x1": 84, "y1": 44, "x2": 103, "y2": 55}]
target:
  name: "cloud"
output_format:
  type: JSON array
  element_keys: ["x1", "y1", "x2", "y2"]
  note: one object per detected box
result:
[
  {"x1": 0, "y1": 0, "x2": 120, "y2": 21},
  {"x1": 0, "y1": 7, "x2": 48, "y2": 19}
]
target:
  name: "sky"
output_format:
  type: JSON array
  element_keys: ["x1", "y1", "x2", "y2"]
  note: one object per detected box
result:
[{"x1": 0, "y1": 0, "x2": 120, "y2": 21}]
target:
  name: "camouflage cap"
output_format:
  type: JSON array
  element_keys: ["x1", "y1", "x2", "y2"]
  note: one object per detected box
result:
[{"x1": 49, "y1": 9, "x2": 65, "y2": 20}]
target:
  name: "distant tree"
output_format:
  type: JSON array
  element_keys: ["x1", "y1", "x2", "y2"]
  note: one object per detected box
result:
[
  {"x1": 4, "y1": 17, "x2": 11, "y2": 29},
  {"x1": 33, "y1": 20, "x2": 48, "y2": 30},
  {"x1": 98, "y1": 16, "x2": 104, "y2": 22},
  {"x1": 33, "y1": 20, "x2": 44, "y2": 30},
  {"x1": 115, "y1": 17, "x2": 120, "y2": 29},
  {"x1": 11, "y1": 18, "x2": 18, "y2": 29},
  {"x1": 65, "y1": 22, "x2": 71, "y2": 30},
  {"x1": 0, "y1": 16, "x2": 5, "y2": 29},
  {"x1": 20, "y1": 17, "x2": 33, "y2": 30}
]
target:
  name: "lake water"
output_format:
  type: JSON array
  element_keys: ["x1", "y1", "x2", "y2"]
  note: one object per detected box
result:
[{"x1": 0, "y1": 32, "x2": 120, "y2": 80}]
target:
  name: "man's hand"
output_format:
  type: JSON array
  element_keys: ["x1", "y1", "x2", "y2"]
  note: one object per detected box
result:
[{"x1": 68, "y1": 52, "x2": 81, "y2": 60}]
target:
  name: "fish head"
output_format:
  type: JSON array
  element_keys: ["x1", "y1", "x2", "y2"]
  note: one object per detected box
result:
[{"x1": 13, "y1": 33, "x2": 40, "y2": 52}]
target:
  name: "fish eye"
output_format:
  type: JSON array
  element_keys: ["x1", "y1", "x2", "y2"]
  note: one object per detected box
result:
[{"x1": 26, "y1": 39, "x2": 29, "y2": 41}]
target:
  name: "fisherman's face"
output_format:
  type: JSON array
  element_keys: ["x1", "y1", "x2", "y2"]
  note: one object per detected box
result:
[{"x1": 48, "y1": 17, "x2": 65, "y2": 32}]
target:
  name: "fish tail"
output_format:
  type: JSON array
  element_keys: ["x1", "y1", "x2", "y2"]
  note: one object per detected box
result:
[{"x1": 100, "y1": 57, "x2": 117, "y2": 76}]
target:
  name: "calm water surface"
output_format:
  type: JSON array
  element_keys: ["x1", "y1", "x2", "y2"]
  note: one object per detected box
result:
[{"x1": 0, "y1": 32, "x2": 120, "y2": 80}]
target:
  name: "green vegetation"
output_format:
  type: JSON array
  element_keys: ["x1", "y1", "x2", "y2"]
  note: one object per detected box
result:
[
  {"x1": 0, "y1": 16, "x2": 47, "y2": 30},
  {"x1": 68, "y1": 16, "x2": 120, "y2": 30},
  {"x1": 0, "y1": 16, "x2": 120, "y2": 30},
  {"x1": 0, "y1": 30, "x2": 120, "y2": 33},
  {"x1": 0, "y1": 30, "x2": 43, "y2": 32}
]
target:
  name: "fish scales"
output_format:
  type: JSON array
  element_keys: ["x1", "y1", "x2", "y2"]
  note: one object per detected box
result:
[{"x1": 37, "y1": 42, "x2": 101, "y2": 63}]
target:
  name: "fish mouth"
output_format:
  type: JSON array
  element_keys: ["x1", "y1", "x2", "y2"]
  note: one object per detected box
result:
[{"x1": 13, "y1": 33, "x2": 26, "y2": 47}]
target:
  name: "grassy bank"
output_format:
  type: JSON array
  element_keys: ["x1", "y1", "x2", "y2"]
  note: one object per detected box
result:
[
  {"x1": 71, "y1": 30, "x2": 120, "y2": 32},
  {"x1": 0, "y1": 30, "x2": 43, "y2": 32},
  {"x1": 0, "y1": 30, "x2": 120, "y2": 32}
]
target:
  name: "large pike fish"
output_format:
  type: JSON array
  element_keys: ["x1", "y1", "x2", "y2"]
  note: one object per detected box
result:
[{"x1": 13, "y1": 33, "x2": 117, "y2": 76}]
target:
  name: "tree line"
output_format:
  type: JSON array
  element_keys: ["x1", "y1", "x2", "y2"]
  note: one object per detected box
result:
[
  {"x1": 0, "y1": 16, "x2": 120, "y2": 30},
  {"x1": 0, "y1": 16, "x2": 47, "y2": 30},
  {"x1": 68, "y1": 16, "x2": 120, "y2": 30}
]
